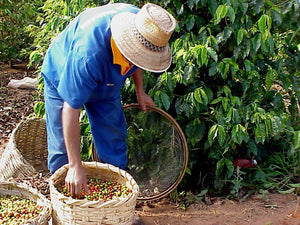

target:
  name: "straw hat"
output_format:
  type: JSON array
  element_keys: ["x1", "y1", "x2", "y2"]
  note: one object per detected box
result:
[{"x1": 111, "y1": 3, "x2": 176, "y2": 73}]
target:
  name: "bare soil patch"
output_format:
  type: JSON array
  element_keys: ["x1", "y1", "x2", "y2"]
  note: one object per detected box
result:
[
  {"x1": 0, "y1": 63, "x2": 36, "y2": 150},
  {"x1": 0, "y1": 63, "x2": 299, "y2": 225},
  {"x1": 135, "y1": 194, "x2": 300, "y2": 225}
]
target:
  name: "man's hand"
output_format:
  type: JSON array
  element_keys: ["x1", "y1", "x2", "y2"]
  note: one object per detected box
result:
[
  {"x1": 62, "y1": 102, "x2": 89, "y2": 198},
  {"x1": 136, "y1": 90, "x2": 155, "y2": 112},
  {"x1": 65, "y1": 163, "x2": 89, "y2": 198},
  {"x1": 131, "y1": 68, "x2": 156, "y2": 112}
]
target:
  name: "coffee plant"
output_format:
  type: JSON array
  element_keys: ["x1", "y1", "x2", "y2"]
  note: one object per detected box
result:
[
  {"x1": 25, "y1": 0, "x2": 300, "y2": 195},
  {"x1": 0, "y1": 0, "x2": 43, "y2": 66},
  {"x1": 121, "y1": 0, "x2": 300, "y2": 194}
]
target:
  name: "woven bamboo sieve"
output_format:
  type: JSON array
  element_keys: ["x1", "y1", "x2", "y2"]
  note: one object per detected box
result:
[
  {"x1": 0, "y1": 181, "x2": 52, "y2": 224},
  {"x1": 0, "y1": 117, "x2": 49, "y2": 180},
  {"x1": 122, "y1": 103, "x2": 188, "y2": 201},
  {"x1": 49, "y1": 161, "x2": 139, "y2": 225}
]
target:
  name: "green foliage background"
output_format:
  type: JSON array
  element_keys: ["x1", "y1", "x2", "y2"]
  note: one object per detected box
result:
[
  {"x1": 3, "y1": 0, "x2": 300, "y2": 196},
  {"x1": 0, "y1": 0, "x2": 43, "y2": 65}
]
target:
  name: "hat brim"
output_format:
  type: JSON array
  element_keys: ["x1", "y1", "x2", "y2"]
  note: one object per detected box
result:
[{"x1": 111, "y1": 12, "x2": 172, "y2": 73}]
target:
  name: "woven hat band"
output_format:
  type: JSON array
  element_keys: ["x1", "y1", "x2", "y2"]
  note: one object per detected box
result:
[
  {"x1": 132, "y1": 25, "x2": 166, "y2": 52},
  {"x1": 135, "y1": 3, "x2": 176, "y2": 47}
]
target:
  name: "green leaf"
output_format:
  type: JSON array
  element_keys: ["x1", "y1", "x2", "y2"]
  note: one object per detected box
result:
[
  {"x1": 224, "y1": 159, "x2": 234, "y2": 178},
  {"x1": 219, "y1": 5, "x2": 228, "y2": 18},
  {"x1": 252, "y1": 33, "x2": 261, "y2": 52},
  {"x1": 271, "y1": 116, "x2": 282, "y2": 134},
  {"x1": 278, "y1": 188, "x2": 295, "y2": 194},
  {"x1": 232, "y1": 108, "x2": 240, "y2": 124},
  {"x1": 208, "y1": 124, "x2": 218, "y2": 146},
  {"x1": 226, "y1": 6, "x2": 235, "y2": 23},
  {"x1": 268, "y1": 36, "x2": 275, "y2": 56},
  {"x1": 173, "y1": 0, "x2": 182, "y2": 12},
  {"x1": 214, "y1": 4, "x2": 227, "y2": 25},
  {"x1": 88, "y1": 140, "x2": 93, "y2": 158},
  {"x1": 225, "y1": 107, "x2": 233, "y2": 123},
  {"x1": 160, "y1": 91, "x2": 171, "y2": 110},
  {"x1": 290, "y1": 183, "x2": 300, "y2": 188},
  {"x1": 175, "y1": 49, "x2": 186, "y2": 60},
  {"x1": 185, "y1": 167, "x2": 192, "y2": 175},
  {"x1": 198, "y1": 26, "x2": 206, "y2": 35},
  {"x1": 258, "y1": 15, "x2": 270, "y2": 33},
  {"x1": 223, "y1": 85, "x2": 231, "y2": 97},
  {"x1": 244, "y1": 60, "x2": 251, "y2": 72},
  {"x1": 194, "y1": 88, "x2": 203, "y2": 104},
  {"x1": 207, "y1": 47, "x2": 218, "y2": 62},
  {"x1": 273, "y1": 93, "x2": 284, "y2": 109},
  {"x1": 209, "y1": 62, "x2": 218, "y2": 76},
  {"x1": 186, "y1": 15, "x2": 195, "y2": 31},
  {"x1": 33, "y1": 102, "x2": 45, "y2": 117},
  {"x1": 271, "y1": 8, "x2": 282, "y2": 25},
  {"x1": 216, "y1": 158, "x2": 226, "y2": 176},
  {"x1": 183, "y1": 64, "x2": 194, "y2": 83},
  {"x1": 231, "y1": 124, "x2": 247, "y2": 144},
  {"x1": 240, "y1": 2, "x2": 249, "y2": 15},
  {"x1": 218, "y1": 125, "x2": 226, "y2": 146},
  {"x1": 248, "y1": 139, "x2": 258, "y2": 156},
  {"x1": 222, "y1": 97, "x2": 229, "y2": 111},
  {"x1": 265, "y1": 69, "x2": 277, "y2": 90},
  {"x1": 211, "y1": 96, "x2": 223, "y2": 104},
  {"x1": 173, "y1": 38, "x2": 183, "y2": 51},
  {"x1": 208, "y1": 0, "x2": 218, "y2": 14},
  {"x1": 223, "y1": 64, "x2": 230, "y2": 79},
  {"x1": 201, "y1": 47, "x2": 208, "y2": 65},
  {"x1": 154, "y1": 90, "x2": 162, "y2": 107},
  {"x1": 237, "y1": 28, "x2": 246, "y2": 45},
  {"x1": 293, "y1": 131, "x2": 300, "y2": 149},
  {"x1": 218, "y1": 61, "x2": 229, "y2": 79},
  {"x1": 182, "y1": 102, "x2": 191, "y2": 117},
  {"x1": 262, "y1": 30, "x2": 270, "y2": 41},
  {"x1": 200, "y1": 88, "x2": 208, "y2": 105},
  {"x1": 255, "y1": 123, "x2": 266, "y2": 143},
  {"x1": 254, "y1": 0, "x2": 264, "y2": 14},
  {"x1": 186, "y1": 119, "x2": 206, "y2": 146},
  {"x1": 188, "y1": 0, "x2": 194, "y2": 10}
]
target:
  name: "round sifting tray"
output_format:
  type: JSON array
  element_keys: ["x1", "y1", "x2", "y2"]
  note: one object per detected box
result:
[{"x1": 122, "y1": 104, "x2": 188, "y2": 201}]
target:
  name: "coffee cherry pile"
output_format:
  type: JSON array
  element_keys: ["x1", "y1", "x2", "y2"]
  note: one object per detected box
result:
[
  {"x1": 57, "y1": 178, "x2": 132, "y2": 201},
  {"x1": 0, "y1": 195, "x2": 43, "y2": 224}
]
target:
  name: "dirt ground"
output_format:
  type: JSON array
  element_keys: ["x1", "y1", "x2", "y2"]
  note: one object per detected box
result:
[
  {"x1": 135, "y1": 194, "x2": 300, "y2": 225},
  {"x1": 0, "y1": 62, "x2": 300, "y2": 225}
]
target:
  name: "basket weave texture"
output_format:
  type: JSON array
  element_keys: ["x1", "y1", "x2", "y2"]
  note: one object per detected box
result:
[
  {"x1": 0, "y1": 181, "x2": 52, "y2": 224},
  {"x1": 49, "y1": 162, "x2": 139, "y2": 225},
  {"x1": 0, "y1": 118, "x2": 49, "y2": 180}
]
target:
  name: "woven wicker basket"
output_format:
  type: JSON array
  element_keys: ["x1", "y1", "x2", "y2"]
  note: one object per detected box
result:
[
  {"x1": 0, "y1": 181, "x2": 52, "y2": 224},
  {"x1": 49, "y1": 162, "x2": 139, "y2": 225},
  {"x1": 0, "y1": 117, "x2": 49, "y2": 180}
]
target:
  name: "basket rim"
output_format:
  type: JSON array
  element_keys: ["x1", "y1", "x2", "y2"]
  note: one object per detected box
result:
[
  {"x1": 0, "y1": 181, "x2": 52, "y2": 224},
  {"x1": 0, "y1": 117, "x2": 49, "y2": 180},
  {"x1": 11, "y1": 117, "x2": 46, "y2": 145},
  {"x1": 49, "y1": 161, "x2": 139, "y2": 206}
]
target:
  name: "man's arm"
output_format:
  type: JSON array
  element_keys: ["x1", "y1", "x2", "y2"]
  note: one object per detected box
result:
[
  {"x1": 131, "y1": 68, "x2": 155, "y2": 111},
  {"x1": 62, "y1": 102, "x2": 88, "y2": 197}
]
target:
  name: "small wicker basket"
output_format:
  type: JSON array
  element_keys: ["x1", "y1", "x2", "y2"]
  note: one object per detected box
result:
[
  {"x1": 49, "y1": 162, "x2": 139, "y2": 225},
  {"x1": 0, "y1": 117, "x2": 49, "y2": 180},
  {"x1": 0, "y1": 181, "x2": 52, "y2": 225}
]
